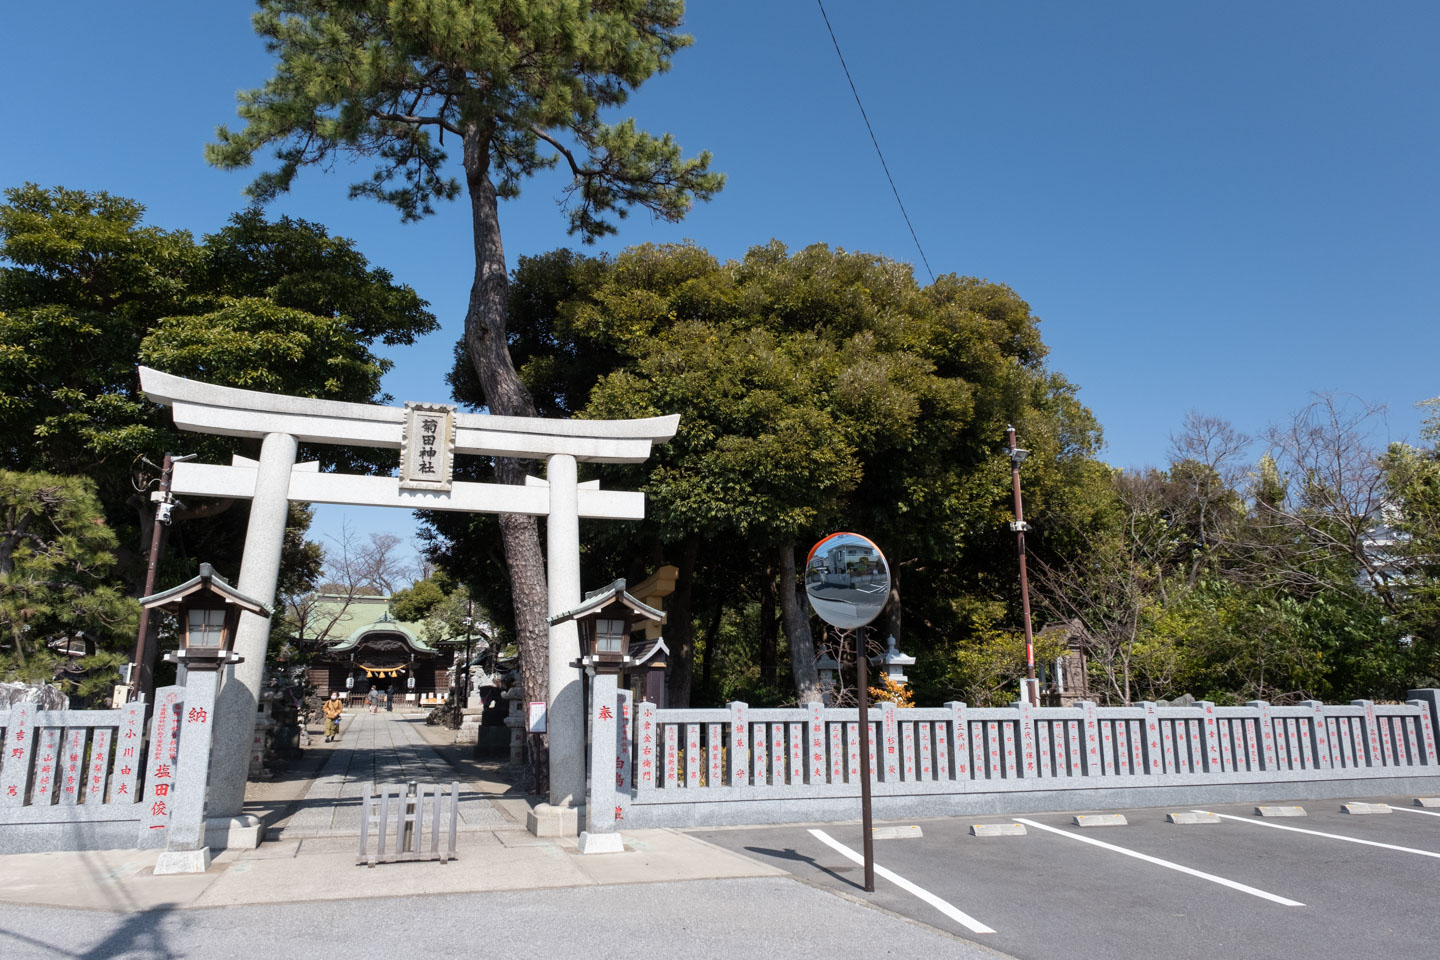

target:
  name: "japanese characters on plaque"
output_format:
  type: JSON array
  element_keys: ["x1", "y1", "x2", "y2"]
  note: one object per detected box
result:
[
  {"x1": 33, "y1": 729, "x2": 61, "y2": 805},
  {"x1": 616, "y1": 692, "x2": 633, "y2": 795},
  {"x1": 1, "y1": 704, "x2": 33, "y2": 803},
  {"x1": 730, "y1": 703, "x2": 748, "y2": 786},
  {"x1": 62, "y1": 728, "x2": 85, "y2": 804},
  {"x1": 88, "y1": 727, "x2": 112, "y2": 803},
  {"x1": 142, "y1": 690, "x2": 183, "y2": 832},
  {"x1": 638, "y1": 702, "x2": 656, "y2": 789},
  {"x1": 110, "y1": 700, "x2": 145, "y2": 803},
  {"x1": 399, "y1": 402, "x2": 456, "y2": 492}
]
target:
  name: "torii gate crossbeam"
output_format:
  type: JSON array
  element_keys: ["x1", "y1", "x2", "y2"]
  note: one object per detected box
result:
[{"x1": 138, "y1": 367, "x2": 677, "y2": 834}]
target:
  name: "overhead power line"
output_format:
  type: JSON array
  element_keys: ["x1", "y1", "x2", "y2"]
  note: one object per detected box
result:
[{"x1": 814, "y1": 0, "x2": 936, "y2": 284}]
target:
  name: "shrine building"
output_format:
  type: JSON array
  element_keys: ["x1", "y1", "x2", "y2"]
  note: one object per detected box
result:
[{"x1": 301, "y1": 595, "x2": 453, "y2": 706}]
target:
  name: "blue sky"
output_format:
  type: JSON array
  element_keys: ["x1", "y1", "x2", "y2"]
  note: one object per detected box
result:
[{"x1": 3, "y1": 2, "x2": 1436, "y2": 558}]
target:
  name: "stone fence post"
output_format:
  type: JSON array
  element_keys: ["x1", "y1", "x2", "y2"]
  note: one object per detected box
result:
[
  {"x1": 1406, "y1": 689, "x2": 1440, "y2": 765},
  {"x1": 579, "y1": 671, "x2": 621, "y2": 855}
]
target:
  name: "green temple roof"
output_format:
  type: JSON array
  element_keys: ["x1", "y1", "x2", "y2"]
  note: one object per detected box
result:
[{"x1": 308, "y1": 594, "x2": 438, "y2": 655}]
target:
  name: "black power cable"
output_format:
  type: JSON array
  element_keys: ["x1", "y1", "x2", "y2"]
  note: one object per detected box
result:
[{"x1": 815, "y1": 0, "x2": 936, "y2": 283}]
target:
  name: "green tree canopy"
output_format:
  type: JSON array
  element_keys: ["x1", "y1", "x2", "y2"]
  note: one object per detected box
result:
[
  {"x1": 0, "y1": 183, "x2": 438, "y2": 585},
  {"x1": 431, "y1": 240, "x2": 1106, "y2": 706},
  {"x1": 0, "y1": 470, "x2": 136, "y2": 690}
]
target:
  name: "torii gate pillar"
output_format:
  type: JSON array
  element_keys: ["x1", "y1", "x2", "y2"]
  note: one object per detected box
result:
[
  {"x1": 545, "y1": 453, "x2": 585, "y2": 808},
  {"x1": 206, "y1": 433, "x2": 297, "y2": 818}
]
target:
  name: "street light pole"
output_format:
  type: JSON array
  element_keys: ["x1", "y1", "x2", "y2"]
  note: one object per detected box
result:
[
  {"x1": 1007, "y1": 426, "x2": 1038, "y2": 703},
  {"x1": 129, "y1": 453, "x2": 196, "y2": 704}
]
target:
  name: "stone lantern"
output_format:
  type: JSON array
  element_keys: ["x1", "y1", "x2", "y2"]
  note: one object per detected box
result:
[
  {"x1": 139, "y1": 563, "x2": 269, "y2": 875},
  {"x1": 870, "y1": 634, "x2": 915, "y2": 687},
  {"x1": 815, "y1": 651, "x2": 841, "y2": 705},
  {"x1": 550, "y1": 579, "x2": 664, "y2": 676},
  {"x1": 548, "y1": 579, "x2": 662, "y2": 855},
  {"x1": 143, "y1": 564, "x2": 262, "y2": 672}
]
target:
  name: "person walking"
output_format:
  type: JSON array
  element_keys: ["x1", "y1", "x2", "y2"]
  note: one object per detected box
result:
[
  {"x1": 322, "y1": 692, "x2": 343, "y2": 742},
  {"x1": 367, "y1": 686, "x2": 380, "y2": 713}
]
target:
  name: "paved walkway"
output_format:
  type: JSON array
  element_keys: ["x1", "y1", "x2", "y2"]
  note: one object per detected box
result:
[{"x1": 276, "y1": 709, "x2": 510, "y2": 837}]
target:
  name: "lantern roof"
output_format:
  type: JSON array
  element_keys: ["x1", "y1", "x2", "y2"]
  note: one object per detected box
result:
[
  {"x1": 139, "y1": 563, "x2": 272, "y2": 618},
  {"x1": 548, "y1": 579, "x2": 664, "y2": 627},
  {"x1": 630, "y1": 636, "x2": 670, "y2": 666}
]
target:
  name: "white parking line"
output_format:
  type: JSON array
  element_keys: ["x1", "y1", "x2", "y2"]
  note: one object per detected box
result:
[
  {"x1": 1013, "y1": 818, "x2": 1304, "y2": 907},
  {"x1": 807, "y1": 828, "x2": 996, "y2": 934},
  {"x1": 1385, "y1": 804, "x2": 1440, "y2": 818},
  {"x1": 1198, "y1": 811, "x2": 1440, "y2": 859}
]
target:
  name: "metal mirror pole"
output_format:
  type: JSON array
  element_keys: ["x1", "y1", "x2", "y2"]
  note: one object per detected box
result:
[
  {"x1": 854, "y1": 626, "x2": 875, "y2": 892},
  {"x1": 805, "y1": 531, "x2": 887, "y2": 894}
]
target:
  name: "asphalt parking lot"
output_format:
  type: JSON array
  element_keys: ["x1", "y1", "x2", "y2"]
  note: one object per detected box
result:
[{"x1": 694, "y1": 795, "x2": 1440, "y2": 960}]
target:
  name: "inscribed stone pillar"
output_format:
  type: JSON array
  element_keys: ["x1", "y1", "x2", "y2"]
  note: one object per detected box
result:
[
  {"x1": 165, "y1": 670, "x2": 218, "y2": 852},
  {"x1": 546, "y1": 453, "x2": 585, "y2": 807},
  {"x1": 206, "y1": 432, "x2": 297, "y2": 817},
  {"x1": 583, "y1": 672, "x2": 618, "y2": 835}
]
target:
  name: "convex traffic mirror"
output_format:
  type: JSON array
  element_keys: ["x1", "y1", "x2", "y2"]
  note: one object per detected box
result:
[{"x1": 804, "y1": 532, "x2": 890, "y2": 629}]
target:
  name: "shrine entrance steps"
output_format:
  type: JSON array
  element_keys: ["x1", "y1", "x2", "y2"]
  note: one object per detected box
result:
[{"x1": 268, "y1": 711, "x2": 511, "y2": 839}]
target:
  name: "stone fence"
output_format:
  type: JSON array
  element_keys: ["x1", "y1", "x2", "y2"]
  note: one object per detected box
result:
[
  {"x1": 0, "y1": 686, "x2": 195, "y2": 853},
  {"x1": 604, "y1": 689, "x2": 1440, "y2": 829}
]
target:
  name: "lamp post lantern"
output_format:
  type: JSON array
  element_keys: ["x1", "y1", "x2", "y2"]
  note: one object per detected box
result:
[
  {"x1": 548, "y1": 579, "x2": 664, "y2": 854},
  {"x1": 139, "y1": 563, "x2": 268, "y2": 874}
]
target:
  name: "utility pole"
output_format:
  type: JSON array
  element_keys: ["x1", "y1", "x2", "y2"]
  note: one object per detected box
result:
[
  {"x1": 1006, "y1": 426, "x2": 1038, "y2": 704},
  {"x1": 129, "y1": 453, "x2": 196, "y2": 704}
]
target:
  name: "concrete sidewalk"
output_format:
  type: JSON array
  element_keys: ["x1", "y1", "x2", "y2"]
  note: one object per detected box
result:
[{"x1": 0, "y1": 824, "x2": 786, "y2": 913}]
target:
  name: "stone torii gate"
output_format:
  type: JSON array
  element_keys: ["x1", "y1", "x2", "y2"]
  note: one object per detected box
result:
[{"x1": 138, "y1": 366, "x2": 678, "y2": 835}]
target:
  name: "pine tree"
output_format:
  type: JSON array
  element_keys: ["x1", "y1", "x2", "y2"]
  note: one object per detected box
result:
[{"x1": 206, "y1": 2, "x2": 722, "y2": 787}]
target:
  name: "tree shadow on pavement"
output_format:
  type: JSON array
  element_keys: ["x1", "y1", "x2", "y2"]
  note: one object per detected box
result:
[{"x1": 0, "y1": 902, "x2": 181, "y2": 960}]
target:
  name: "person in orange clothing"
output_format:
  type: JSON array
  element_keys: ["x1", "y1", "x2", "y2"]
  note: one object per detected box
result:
[{"x1": 322, "y1": 692, "x2": 344, "y2": 741}]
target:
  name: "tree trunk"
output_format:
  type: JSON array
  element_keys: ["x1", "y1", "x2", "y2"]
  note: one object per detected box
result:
[
  {"x1": 664, "y1": 537, "x2": 701, "y2": 707},
  {"x1": 463, "y1": 125, "x2": 551, "y2": 791},
  {"x1": 778, "y1": 542, "x2": 822, "y2": 704},
  {"x1": 758, "y1": 566, "x2": 778, "y2": 688},
  {"x1": 698, "y1": 595, "x2": 724, "y2": 702}
]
